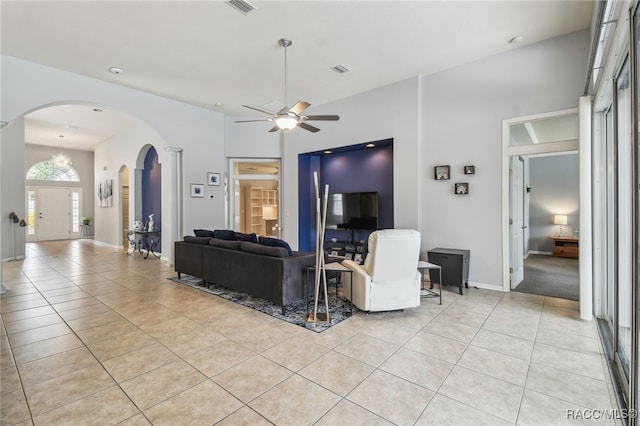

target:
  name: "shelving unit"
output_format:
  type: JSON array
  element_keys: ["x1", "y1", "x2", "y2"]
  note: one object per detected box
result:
[
  {"x1": 243, "y1": 187, "x2": 279, "y2": 237},
  {"x1": 245, "y1": 187, "x2": 266, "y2": 236},
  {"x1": 262, "y1": 189, "x2": 278, "y2": 237}
]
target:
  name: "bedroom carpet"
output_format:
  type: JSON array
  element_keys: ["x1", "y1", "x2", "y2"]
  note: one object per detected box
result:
[{"x1": 513, "y1": 254, "x2": 579, "y2": 300}]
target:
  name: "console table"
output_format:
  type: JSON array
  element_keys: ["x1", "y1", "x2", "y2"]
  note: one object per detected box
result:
[
  {"x1": 127, "y1": 230, "x2": 160, "y2": 259},
  {"x1": 549, "y1": 236, "x2": 579, "y2": 259}
]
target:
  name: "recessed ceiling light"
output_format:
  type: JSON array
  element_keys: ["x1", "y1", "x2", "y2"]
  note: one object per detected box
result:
[
  {"x1": 324, "y1": 150, "x2": 332, "y2": 154},
  {"x1": 93, "y1": 108, "x2": 103, "y2": 112},
  {"x1": 509, "y1": 35, "x2": 524, "y2": 44},
  {"x1": 65, "y1": 124, "x2": 80, "y2": 130},
  {"x1": 366, "y1": 143, "x2": 375, "y2": 148},
  {"x1": 109, "y1": 67, "x2": 124, "y2": 75},
  {"x1": 214, "y1": 103, "x2": 224, "y2": 107}
]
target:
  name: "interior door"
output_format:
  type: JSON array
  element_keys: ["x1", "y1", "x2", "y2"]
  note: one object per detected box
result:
[
  {"x1": 510, "y1": 156, "x2": 525, "y2": 287},
  {"x1": 37, "y1": 188, "x2": 70, "y2": 241}
]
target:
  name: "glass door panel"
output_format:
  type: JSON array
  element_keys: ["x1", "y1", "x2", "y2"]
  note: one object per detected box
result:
[
  {"x1": 616, "y1": 57, "x2": 632, "y2": 384},
  {"x1": 604, "y1": 106, "x2": 615, "y2": 332}
]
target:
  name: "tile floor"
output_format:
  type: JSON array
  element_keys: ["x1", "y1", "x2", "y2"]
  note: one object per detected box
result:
[{"x1": 1, "y1": 240, "x2": 621, "y2": 425}]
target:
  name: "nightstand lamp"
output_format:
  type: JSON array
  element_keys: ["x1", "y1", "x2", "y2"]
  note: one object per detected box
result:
[{"x1": 554, "y1": 214, "x2": 567, "y2": 237}]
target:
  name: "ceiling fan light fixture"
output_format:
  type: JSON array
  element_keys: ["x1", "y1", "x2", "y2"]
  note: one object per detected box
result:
[{"x1": 275, "y1": 114, "x2": 298, "y2": 130}]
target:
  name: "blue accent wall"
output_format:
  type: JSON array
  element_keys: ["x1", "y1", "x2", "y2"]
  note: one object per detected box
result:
[
  {"x1": 142, "y1": 146, "x2": 161, "y2": 251},
  {"x1": 298, "y1": 139, "x2": 393, "y2": 251}
]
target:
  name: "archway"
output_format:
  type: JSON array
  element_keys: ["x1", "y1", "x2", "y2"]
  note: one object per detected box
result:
[{"x1": 2, "y1": 101, "x2": 178, "y2": 264}]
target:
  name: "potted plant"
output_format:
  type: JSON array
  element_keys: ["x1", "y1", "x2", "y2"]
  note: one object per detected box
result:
[{"x1": 82, "y1": 216, "x2": 92, "y2": 225}]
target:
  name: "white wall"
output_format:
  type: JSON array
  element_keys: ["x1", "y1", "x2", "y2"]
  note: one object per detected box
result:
[
  {"x1": 421, "y1": 30, "x2": 589, "y2": 289},
  {"x1": 1, "y1": 118, "x2": 26, "y2": 261},
  {"x1": 1, "y1": 55, "x2": 226, "y2": 263}
]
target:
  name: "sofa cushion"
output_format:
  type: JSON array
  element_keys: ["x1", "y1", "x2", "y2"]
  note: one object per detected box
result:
[
  {"x1": 184, "y1": 235, "x2": 213, "y2": 245},
  {"x1": 259, "y1": 237, "x2": 293, "y2": 256},
  {"x1": 213, "y1": 229, "x2": 236, "y2": 240},
  {"x1": 194, "y1": 229, "x2": 214, "y2": 238},
  {"x1": 209, "y1": 238, "x2": 242, "y2": 250},
  {"x1": 240, "y1": 241, "x2": 289, "y2": 258},
  {"x1": 235, "y1": 232, "x2": 259, "y2": 243}
]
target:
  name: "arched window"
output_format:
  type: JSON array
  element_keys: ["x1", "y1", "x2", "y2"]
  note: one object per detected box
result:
[{"x1": 26, "y1": 160, "x2": 80, "y2": 182}]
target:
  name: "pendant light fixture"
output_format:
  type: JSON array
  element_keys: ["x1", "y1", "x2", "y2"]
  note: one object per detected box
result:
[{"x1": 51, "y1": 135, "x2": 72, "y2": 167}]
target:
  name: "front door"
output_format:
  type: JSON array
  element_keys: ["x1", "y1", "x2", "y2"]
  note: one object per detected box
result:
[{"x1": 37, "y1": 188, "x2": 71, "y2": 241}]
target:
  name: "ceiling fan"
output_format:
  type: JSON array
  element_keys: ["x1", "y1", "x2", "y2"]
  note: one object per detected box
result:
[{"x1": 235, "y1": 39, "x2": 340, "y2": 133}]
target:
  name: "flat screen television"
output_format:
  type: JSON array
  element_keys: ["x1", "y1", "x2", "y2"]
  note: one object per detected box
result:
[{"x1": 325, "y1": 192, "x2": 378, "y2": 230}]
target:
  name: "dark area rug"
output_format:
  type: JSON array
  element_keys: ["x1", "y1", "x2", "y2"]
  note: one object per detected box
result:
[
  {"x1": 513, "y1": 254, "x2": 579, "y2": 300},
  {"x1": 168, "y1": 274, "x2": 355, "y2": 332}
]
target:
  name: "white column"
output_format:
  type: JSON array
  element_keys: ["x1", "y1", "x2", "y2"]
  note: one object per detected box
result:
[
  {"x1": 163, "y1": 147, "x2": 183, "y2": 266},
  {"x1": 579, "y1": 95, "x2": 593, "y2": 321}
]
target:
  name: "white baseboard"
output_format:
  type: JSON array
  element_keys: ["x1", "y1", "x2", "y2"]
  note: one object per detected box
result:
[
  {"x1": 467, "y1": 281, "x2": 504, "y2": 293},
  {"x1": 527, "y1": 250, "x2": 552, "y2": 256},
  {"x1": 2, "y1": 255, "x2": 25, "y2": 262}
]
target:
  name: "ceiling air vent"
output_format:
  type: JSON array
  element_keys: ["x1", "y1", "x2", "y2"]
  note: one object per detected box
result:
[
  {"x1": 226, "y1": 0, "x2": 257, "y2": 15},
  {"x1": 332, "y1": 64, "x2": 350, "y2": 74}
]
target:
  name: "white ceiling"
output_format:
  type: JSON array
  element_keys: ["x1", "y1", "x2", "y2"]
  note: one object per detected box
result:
[{"x1": 1, "y1": 0, "x2": 594, "y2": 150}]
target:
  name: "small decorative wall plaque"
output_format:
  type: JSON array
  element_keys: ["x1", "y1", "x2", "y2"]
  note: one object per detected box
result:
[
  {"x1": 464, "y1": 165, "x2": 475, "y2": 175},
  {"x1": 455, "y1": 182, "x2": 469, "y2": 195},
  {"x1": 434, "y1": 165, "x2": 450, "y2": 180}
]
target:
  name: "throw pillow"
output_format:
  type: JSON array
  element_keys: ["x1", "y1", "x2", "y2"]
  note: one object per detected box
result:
[
  {"x1": 234, "y1": 232, "x2": 258, "y2": 243},
  {"x1": 213, "y1": 229, "x2": 236, "y2": 240},
  {"x1": 209, "y1": 238, "x2": 242, "y2": 250},
  {"x1": 184, "y1": 235, "x2": 213, "y2": 245},
  {"x1": 240, "y1": 241, "x2": 289, "y2": 258},
  {"x1": 194, "y1": 229, "x2": 214, "y2": 237},
  {"x1": 259, "y1": 237, "x2": 293, "y2": 256}
]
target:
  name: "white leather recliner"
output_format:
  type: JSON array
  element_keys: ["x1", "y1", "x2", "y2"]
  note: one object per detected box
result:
[{"x1": 342, "y1": 229, "x2": 421, "y2": 312}]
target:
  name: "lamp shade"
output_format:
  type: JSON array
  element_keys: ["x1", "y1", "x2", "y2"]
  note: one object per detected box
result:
[
  {"x1": 553, "y1": 214, "x2": 567, "y2": 225},
  {"x1": 275, "y1": 114, "x2": 298, "y2": 130}
]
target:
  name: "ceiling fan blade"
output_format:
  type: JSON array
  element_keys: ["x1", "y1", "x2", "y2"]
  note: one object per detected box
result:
[
  {"x1": 298, "y1": 122, "x2": 320, "y2": 133},
  {"x1": 235, "y1": 119, "x2": 273, "y2": 123},
  {"x1": 289, "y1": 100, "x2": 311, "y2": 115},
  {"x1": 303, "y1": 115, "x2": 340, "y2": 121},
  {"x1": 268, "y1": 125, "x2": 280, "y2": 133},
  {"x1": 242, "y1": 105, "x2": 276, "y2": 116}
]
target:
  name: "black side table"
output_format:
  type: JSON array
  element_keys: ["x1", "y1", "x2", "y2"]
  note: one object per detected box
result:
[
  {"x1": 427, "y1": 248, "x2": 470, "y2": 295},
  {"x1": 127, "y1": 230, "x2": 161, "y2": 259}
]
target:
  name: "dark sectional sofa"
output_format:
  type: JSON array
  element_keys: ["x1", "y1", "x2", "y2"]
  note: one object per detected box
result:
[{"x1": 175, "y1": 234, "x2": 316, "y2": 314}]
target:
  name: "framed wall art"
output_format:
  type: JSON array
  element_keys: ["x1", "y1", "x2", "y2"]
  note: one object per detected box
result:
[
  {"x1": 464, "y1": 165, "x2": 475, "y2": 175},
  {"x1": 454, "y1": 182, "x2": 469, "y2": 195},
  {"x1": 434, "y1": 165, "x2": 450, "y2": 180},
  {"x1": 207, "y1": 172, "x2": 220, "y2": 186},
  {"x1": 98, "y1": 179, "x2": 113, "y2": 207},
  {"x1": 190, "y1": 183, "x2": 205, "y2": 198}
]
